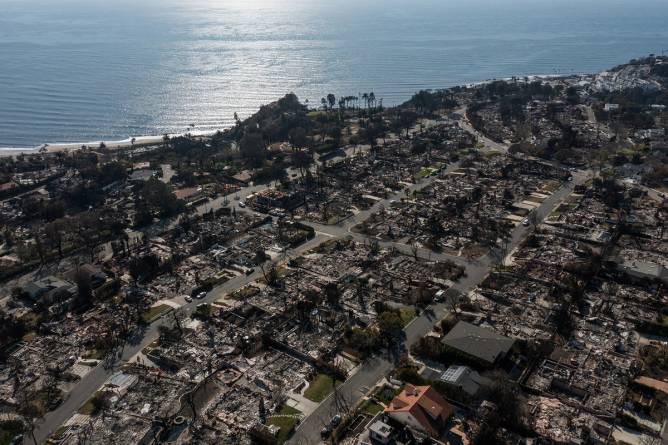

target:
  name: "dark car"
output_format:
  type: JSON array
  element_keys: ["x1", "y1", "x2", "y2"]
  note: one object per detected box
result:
[
  {"x1": 330, "y1": 414, "x2": 342, "y2": 427},
  {"x1": 320, "y1": 426, "x2": 332, "y2": 439}
]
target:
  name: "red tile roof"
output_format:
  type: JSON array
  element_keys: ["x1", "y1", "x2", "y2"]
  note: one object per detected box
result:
[{"x1": 385, "y1": 385, "x2": 453, "y2": 437}]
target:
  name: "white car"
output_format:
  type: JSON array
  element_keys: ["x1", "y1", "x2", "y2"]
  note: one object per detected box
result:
[
  {"x1": 238, "y1": 201, "x2": 246, "y2": 208},
  {"x1": 196, "y1": 291, "x2": 207, "y2": 299},
  {"x1": 184, "y1": 295, "x2": 193, "y2": 303},
  {"x1": 522, "y1": 218, "x2": 530, "y2": 226}
]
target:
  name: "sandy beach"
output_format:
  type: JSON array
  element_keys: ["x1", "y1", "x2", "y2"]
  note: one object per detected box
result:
[{"x1": 0, "y1": 129, "x2": 227, "y2": 158}]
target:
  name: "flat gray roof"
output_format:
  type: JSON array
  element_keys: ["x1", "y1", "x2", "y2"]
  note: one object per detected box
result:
[{"x1": 442, "y1": 321, "x2": 514, "y2": 364}]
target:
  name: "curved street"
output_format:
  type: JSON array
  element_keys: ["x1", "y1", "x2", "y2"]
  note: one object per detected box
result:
[{"x1": 27, "y1": 112, "x2": 590, "y2": 445}]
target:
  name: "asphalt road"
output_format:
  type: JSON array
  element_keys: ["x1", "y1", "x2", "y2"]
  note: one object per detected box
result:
[
  {"x1": 28, "y1": 233, "x2": 330, "y2": 444},
  {"x1": 27, "y1": 113, "x2": 588, "y2": 444},
  {"x1": 455, "y1": 106, "x2": 508, "y2": 153},
  {"x1": 29, "y1": 145, "x2": 373, "y2": 444},
  {"x1": 289, "y1": 169, "x2": 590, "y2": 444},
  {"x1": 28, "y1": 157, "x2": 461, "y2": 444},
  {"x1": 32, "y1": 161, "x2": 586, "y2": 444}
]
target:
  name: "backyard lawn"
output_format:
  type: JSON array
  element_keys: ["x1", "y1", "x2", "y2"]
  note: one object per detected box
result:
[
  {"x1": 400, "y1": 307, "x2": 417, "y2": 326},
  {"x1": 360, "y1": 399, "x2": 384, "y2": 415},
  {"x1": 267, "y1": 405, "x2": 302, "y2": 444},
  {"x1": 304, "y1": 374, "x2": 344, "y2": 402}
]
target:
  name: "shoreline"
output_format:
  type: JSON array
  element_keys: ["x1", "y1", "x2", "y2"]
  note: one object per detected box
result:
[
  {"x1": 465, "y1": 72, "x2": 584, "y2": 88},
  {"x1": 0, "y1": 128, "x2": 227, "y2": 158},
  {"x1": 0, "y1": 72, "x2": 582, "y2": 159}
]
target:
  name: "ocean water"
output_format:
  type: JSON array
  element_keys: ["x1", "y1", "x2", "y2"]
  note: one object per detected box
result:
[{"x1": 1, "y1": 0, "x2": 667, "y2": 148}]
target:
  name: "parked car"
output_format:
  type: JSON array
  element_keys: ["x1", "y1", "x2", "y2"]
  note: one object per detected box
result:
[
  {"x1": 320, "y1": 426, "x2": 332, "y2": 439},
  {"x1": 238, "y1": 201, "x2": 246, "y2": 208},
  {"x1": 320, "y1": 414, "x2": 342, "y2": 438},
  {"x1": 522, "y1": 218, "x2": 530, "y2": 226},
  {"x1": 196, "y1": 291, "x2": 207, "y2": 299},
  {"x1": 184, "y1": 295, "x2": 193, "y2": 303},
  {"x1": 330, "y1": 414, "x2": 342, "y2": 427}
]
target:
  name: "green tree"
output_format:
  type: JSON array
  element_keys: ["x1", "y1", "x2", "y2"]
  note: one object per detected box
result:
[
  {"x1": 378, "y1": 311, "x2": 404, "y2": 343},
  {"x1": 240, "y1": 131, "x2": 266, "y2": 167},
  {"x1": 289, "y1": 126, "x2": 308, "y2": 149},
  {"x1": 2, "y1": 228, "x2": 14, "y2": 248},
  {"x1": 327, "y1": 93, "x2": 336, "y2": 110},
  {"x1": 293, "y1": 150, "x2": 313, "y2": 177},
  {"x1": 74, "y1": 269, "x2": 93, "y2": 310},
  {"x1": 347, "y1": 328, "x2": 380, "y2": 356},
  {"x1": 90, "y1": 391, "x2": 110, "y2": 415},
  {"x1": 140, "y1": 178, "x2": 184, "y2": 217},
  {"x1": 399, "y1": 110, "x2": 418, "y2": 137},
  {"x1": 44, "y1": 221, "x2": 64, "y2": 258},
  {"x1": 0, "y1": 310, "x2": 26, "y2": 349}
]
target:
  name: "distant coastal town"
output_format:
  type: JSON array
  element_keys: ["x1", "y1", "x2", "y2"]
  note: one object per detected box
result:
[{"x1": 0, "y1": 55, "x2": 667, "y2": 445}]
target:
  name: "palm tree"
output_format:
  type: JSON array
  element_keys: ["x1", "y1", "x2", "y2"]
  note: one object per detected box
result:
[
  {"x1": 362, "y1": 93, "x2": 369, "y2": 110},
  {"x1": 338, "y1": 98, "x2": 346, "y2": 121},
  {"x1": 369, "y1": 92, "x2": 376, "y2": 110},
  {"x1": 327, "y1": 93, "x2": 336, "y2": 110}
]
